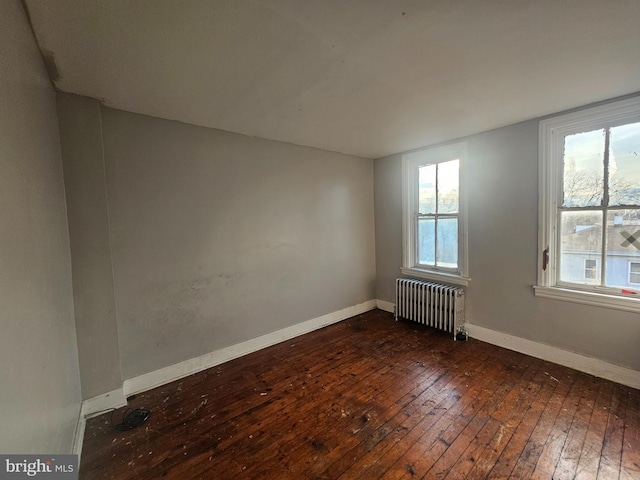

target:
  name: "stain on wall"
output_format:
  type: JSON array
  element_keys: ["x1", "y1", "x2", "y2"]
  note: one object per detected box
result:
[
  {"x1": 40, "y1": 49, "x2": 61, "y2": 82},
  {"x1": 99, "y1": 107, "x2": 376, "y2": 379}
]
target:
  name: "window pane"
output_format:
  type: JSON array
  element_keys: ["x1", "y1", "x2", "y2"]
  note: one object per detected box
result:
[
  {"x1": 417, "y1": 218, "x2": 435, "y2": 265},
  {"x1": 438, "y1": 160, "x2": 459, "y2": 214},
  {"x1": 609, "y1": 122, "x2": 640, "y2": 206},
  {"x1": 606, "y1": 209, "x2": 640, "y2": 288},
  {"x1": 437, "y1": 217, "x2": 458, "y2": 268},
  {"x1": 559, "y1": 210, "x2": 602, "y2": 284},
  {"x1": 584, "y1": 259, "x2": 597, "y2": 279},
  {"x1": 563, "y1": 129, "x2": 604, "y2": 207},
  {"x1": 630, "y1": 263, "x2": 640, "y2": 284},
  {"x1": 418, "y1": 164, "x2": 436, "y2": 214}
]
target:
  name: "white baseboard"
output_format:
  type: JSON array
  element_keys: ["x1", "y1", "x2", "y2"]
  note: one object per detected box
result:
[
  {"x1": 73, "y1": 300, "x2": 376, "y2": 458},
  {"x1": 123, "y1": 299, "x2": 377, "y2": 396},
  {"x1": 74, "y1": 388, "x2": 126, "y2": 460},
  {"x1": 464, "y1": 323, "x2": 640, "y2": 390},
  {"x1": 72, "y1": 303, "x2": 638, "y2": 461},
  {"x1": 78, "y1": 301, "x2": 377, "y2": 418},
  {"x1": 376, "y1": 299, "x2": 395, "y2": 314},
  {"x1": 81, "y1": 387, "x2": 127, "y2": 418},
  {"x1": 71, "y1": 405, "x2": 85, "y2": 457}
]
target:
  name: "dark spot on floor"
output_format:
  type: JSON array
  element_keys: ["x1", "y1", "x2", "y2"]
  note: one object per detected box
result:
[{"x1": 310, "y1": 440, "x2": 327, "y2": 452}]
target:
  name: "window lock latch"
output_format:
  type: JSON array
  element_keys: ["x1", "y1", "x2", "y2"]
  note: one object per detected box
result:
[{"x1": 542, "y1": 248, "x2": 549, "y2": 271}]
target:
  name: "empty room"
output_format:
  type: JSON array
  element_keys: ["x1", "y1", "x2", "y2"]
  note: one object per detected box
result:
[{"x1": 2, "y1": 0, "x2": 639, "y2": 479}]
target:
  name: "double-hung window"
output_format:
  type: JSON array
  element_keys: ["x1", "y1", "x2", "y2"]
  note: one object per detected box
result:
[
  {"x1": 536, "y1": 96, "x2": 640, "y2": 312},
  {"x1": 402, "y1": 141, "x2": 469, "y2": 286}
]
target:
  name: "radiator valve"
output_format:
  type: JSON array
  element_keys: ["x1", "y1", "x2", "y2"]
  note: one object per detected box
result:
[{"x1": 455, "y1": 328, "x2": 468, "y2": 342}]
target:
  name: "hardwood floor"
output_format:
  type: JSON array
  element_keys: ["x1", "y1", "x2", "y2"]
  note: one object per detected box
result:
[{"x1": 80, "y1": 309, "x2": 640, "y2": 479}]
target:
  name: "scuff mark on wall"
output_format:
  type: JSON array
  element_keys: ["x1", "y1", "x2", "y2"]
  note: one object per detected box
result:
[
  {"x1": 40, "y1": 49, "x2": 61, "y2": 83},
  {"x1": 137, "y1": 275, "x2": 239, "y2": 349},
  {"x1": 143, "y1": 275, "x2": 223, "y2": 313}
]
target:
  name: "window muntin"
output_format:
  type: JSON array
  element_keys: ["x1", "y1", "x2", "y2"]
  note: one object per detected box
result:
[
  {"x1": 538, "y1": 97, "x2": 640, "y2": 309},
  {"x1": 402, "y1": 142, "x2": 468, "y2": 286}
]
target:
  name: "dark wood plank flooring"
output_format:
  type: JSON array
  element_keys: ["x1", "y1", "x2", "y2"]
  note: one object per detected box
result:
[{"x1": 80, "y1": 309, "x2": 640, "y2": 479}]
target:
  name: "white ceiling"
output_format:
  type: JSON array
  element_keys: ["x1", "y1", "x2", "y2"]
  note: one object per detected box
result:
[{"x1": 23, "y1": 0, "x2": 640, "y2": 159}]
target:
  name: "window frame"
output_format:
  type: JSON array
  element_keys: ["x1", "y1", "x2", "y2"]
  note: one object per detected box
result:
[
  {"x1": 584, "y1": 258, "x2": 598, "y2": 280},
  {"x1": 629, "y1": 262, "x2": 640, "y2": 285},
  {"x1": 401, "y1": 141, "x2": 469, "y2": 286},
  {"x1": 535, "y1": 96, "x2": 640, "y2": 313}
]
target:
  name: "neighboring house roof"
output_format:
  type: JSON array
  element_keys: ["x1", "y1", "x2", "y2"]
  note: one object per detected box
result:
[{"x1": 562, "y1": 224, "x2": 640, "y2": 254}]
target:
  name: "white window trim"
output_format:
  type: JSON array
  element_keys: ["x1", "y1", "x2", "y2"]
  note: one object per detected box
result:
[
  {"x1": 536, "y1": 96, "x2": 640, "y2": 313},
  {"x1": 533, "y1": 285, "x2": 640, "y2": 313},
  {"x1": 402, "y1": 141, "x2": 469, "y2": 287}
]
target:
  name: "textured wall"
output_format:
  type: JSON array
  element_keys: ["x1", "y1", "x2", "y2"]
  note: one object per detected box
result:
[
  {"x1": 0, "y1": 0, "x2": 81, "y2": 453},
  {"x1": 100, "y1": 108, "x2": 376, "y2": 379},
  {"x1": 57, "y1": 93, "x2": 122, "y2": 399}
]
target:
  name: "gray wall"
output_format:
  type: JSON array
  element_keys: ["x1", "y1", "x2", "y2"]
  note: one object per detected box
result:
[
  {"x1": 375, "y1": 117, "x2": 640, "y2": 371},
  {"x1": 60, "y1": 105, "x2": 376, "y2": 381},
  {"x1": 0, "y1": 0, "x2": 81, "y2": 453},
  {"x1": 57, "y1": 94, "x2": 122, "y2": 399}
]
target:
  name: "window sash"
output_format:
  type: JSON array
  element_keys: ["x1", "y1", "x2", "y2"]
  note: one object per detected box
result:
[
  {"x1": 537, "y1": 96, "x2": 640, "y2": 311},
  {"x1": 415, "y1": 213, "x2": 459, "y2": 270}
]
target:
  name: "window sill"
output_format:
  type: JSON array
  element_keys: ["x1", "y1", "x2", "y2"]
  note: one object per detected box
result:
[
  {"x1": 533, "y1": 285, "x2": 640, "y2": 313},
  {"x1": 400, "y1": 267, "x2": 470, "y2": 287}
]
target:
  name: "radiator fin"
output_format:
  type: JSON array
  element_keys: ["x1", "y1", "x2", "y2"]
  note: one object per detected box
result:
[{"x1": 395, "y1": 278, "x2": 465, "y2": 339}]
